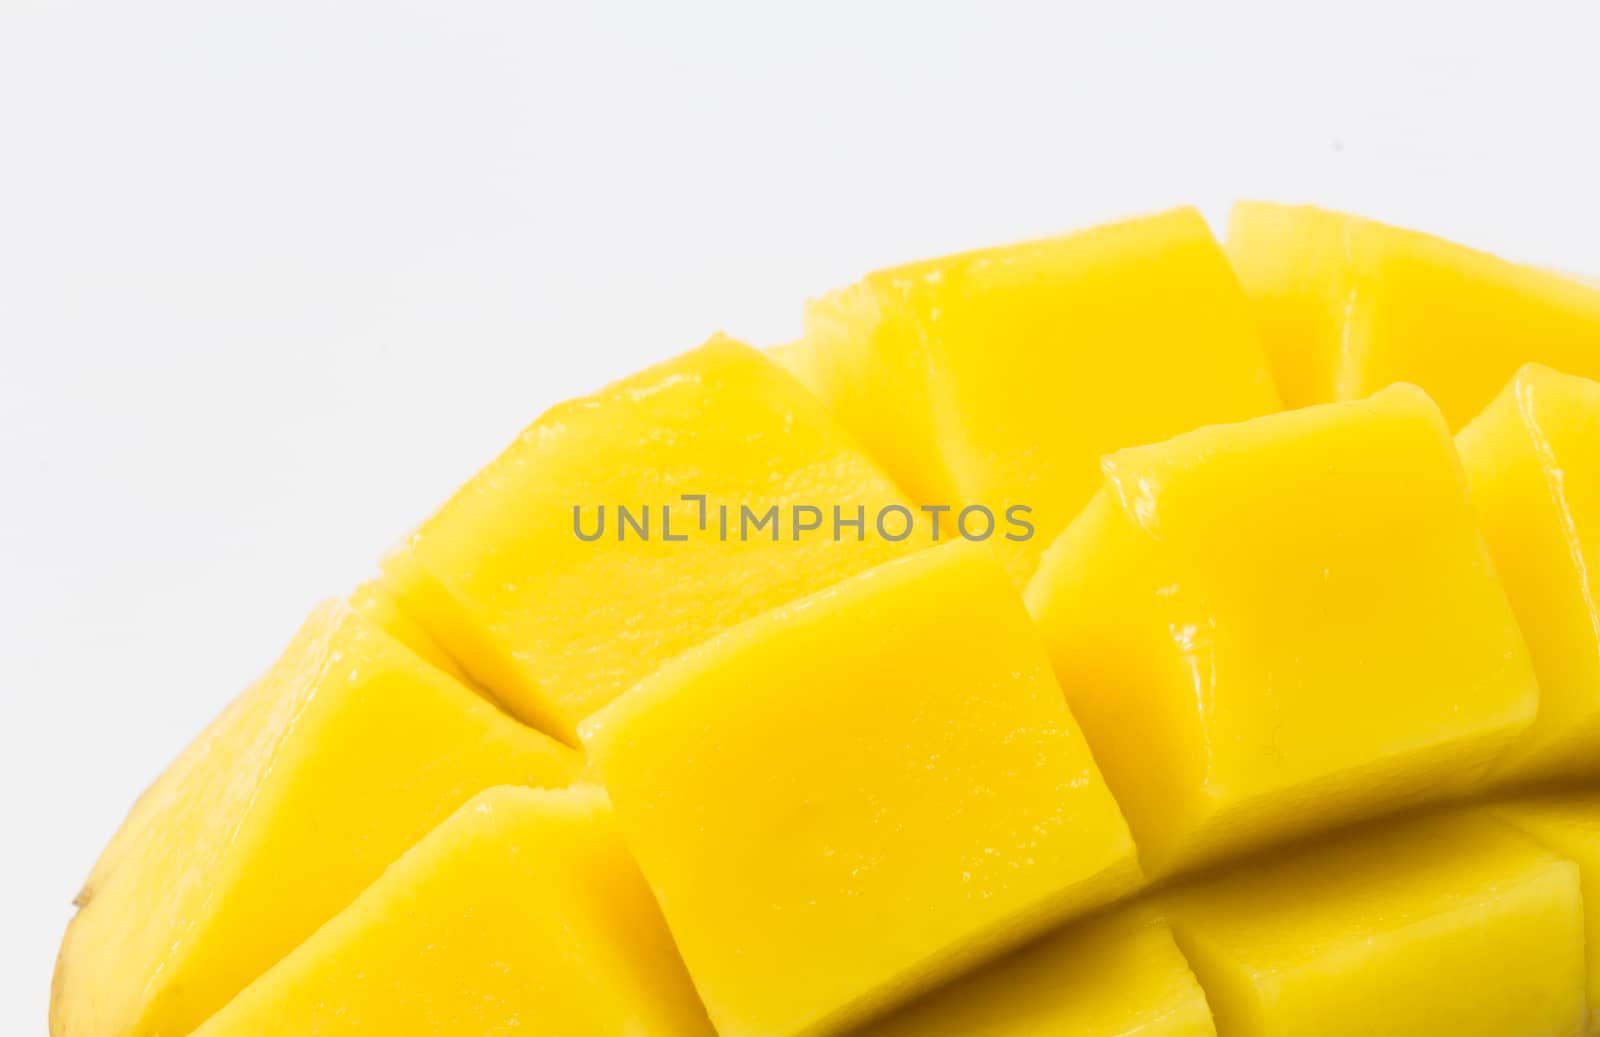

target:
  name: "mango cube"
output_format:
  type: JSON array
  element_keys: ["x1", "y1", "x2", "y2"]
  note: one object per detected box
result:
[
  {"x1": 50, "y1": 603, "x2": 578, "y2": 1037},
  {"x1": 1494, "y1": 793, "x2": 1600, "y2": 1033},
  {"x1": 1227, "y1": 201, "x2": 1600, "y2": 423},
  {"x1": 1163, "y1": 813, "x2": 1588, "y2": 1037},
  {"x1": 1458, "y1": 365, "x2": 1600, "y2": 780},
  {"x1": 582, "y1": 542, "x2": 1140, "y2": 1037},
  {"x1": 385, "y1": 336, "x2": 918, "y2": 742},
  {"x1": 803, "y1": 207, "x2": 1279, "y2": 583},
  {"x1": 189, "y1": 786, "x2": 715, "y2": 1037},
  {"x1": 860, "y1": 909, "x2": 1215, "y2": 1037},
  {"x1": 1026, "y1": 386, "x2": 1537, "y2": 874}
]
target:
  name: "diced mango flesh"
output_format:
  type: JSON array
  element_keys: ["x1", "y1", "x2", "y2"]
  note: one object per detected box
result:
[
  {"x1": 803, "y1": 207, "x2": 1280, "y2": 583},
  {"x1": 858, "y1": 909, "x2": 1215, "y2": 1037},
  {"x1": 348, "y1": 577, "x2": 472, "y2": 684},
  {"x1": 1227, "y1": 201, "x2": 1600, "y2": 425},
  {"x1": 1026, "y1": 386, "x2": 1537, "y2": 873},
  {"x1": 51, "y1": 604, "x2": 578, "y2": 1037},
  {"x1": 582, "y1": 541, "x2": 1139, "y2": 1037},
  {"x1": 1495, "y1": 794, "x2": 1600, "y2": 1033},
  {"x1": 189, "y1": 786, "x2": 715, "y2": 1037},
  {"x1": 386, "y1": 335, "x2": 919, "y2": 743},
  {"x1": 50, "y1": 205, "x2": 1600, "y2": 1037},
  {"x1": 1458, "y1": 365, "x2": 1600, "y2": 780},
  {"x1": 1164, "y1": 813, "x2": 1588, "y2": 1037}
]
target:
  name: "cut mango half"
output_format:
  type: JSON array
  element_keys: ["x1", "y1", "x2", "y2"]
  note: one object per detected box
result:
[{"x1": 51, "y1": 206, "x2": 1600, "y2": 1037}]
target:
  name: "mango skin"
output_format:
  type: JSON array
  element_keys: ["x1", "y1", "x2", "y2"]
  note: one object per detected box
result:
[
  {"x1": 51, "y1": 604, "x2": 578, "y2": 1037},
  {"x1": 1227, "y1": 201, "x2": 1600, "y2": 425},
  {"x1": 803, "y1": 207, "x2": 1279, "y2": 584},
  {"x1": 583, "y1": 541, "x2": 1139, "y2": 1037},
  {"x1": 189, "y1": 786, "x2": 715, "y2": 1037},
  {"x1": 1027, "y1": 386, "x2": 1537, "y2": 875},
  {"x1": 1458, "y1": 365, "x2": 1600, "y2": 782},
  {"x1": 386, "y1": 335, "x2": 919, "y2": 744}
]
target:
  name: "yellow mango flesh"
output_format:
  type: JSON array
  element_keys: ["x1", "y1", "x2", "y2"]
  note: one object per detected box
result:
[
  {"x1": 1227, "y1": 201, "x2": 1600, "y2": 424},
  {"x1": 348, "y1": 576, "x2": 472, "y2": 683},
  {"x1": 768, "y1": 338, "x2": 823, "y2": 396},
  {"x1": 1494, "y1": 793, "x2": 1600, "y2": 1033},
  {"x1": 1164, "y1": 812, "x2": 1588, "y2": 1037},
  {"x1": 803, "y1": 207, "x2": 1280, "y2": 583},
  {"x1": 385, "y1": 335, "x2": 918, "y2": 743},
  {"x1": 582, "y1": 541, "x2": 1139, "y2": 1037},
  {"x1": 49, "y1": 205, "x2": 1600, "y2": 1037},
  {"x1": 51, "y1": 603, "x2": 578, "y2": 1037},
  {"x1": 190, "y1": 785, "x2": 715, "y2": 1037},
  {"x1": 1458, "y1": 365, "x2": 1600, "y2": 781},
  {"x1": 859, "y1": 909, "x2": 1215, "y2": 1037},
  {"x1": 1026, "y1": 385, "x2": 1537, "y2": 874}
]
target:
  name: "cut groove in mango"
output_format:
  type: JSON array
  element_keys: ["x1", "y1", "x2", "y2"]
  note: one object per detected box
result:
[
  {"x1": 189, "y1": 786, "x2": 716, "y2": 1037},
  {"x1": 1227, "y1": 201, "x2": 1600, "y2": 423},
  {"x1": 51, "y1": 603, "x2": 578, "y2": 1037},
  {"x1": 384, "y1": 335, "x2": 920, "y2": 744},
  {"x1": 801, "y1": 207, "x2": 1281, "y2": 584}
]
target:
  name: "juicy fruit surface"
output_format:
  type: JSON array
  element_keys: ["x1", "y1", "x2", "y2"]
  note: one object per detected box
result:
[
  {"x1": 52, "y1": 603, "x2": 578, "y2": 1037},
  {"x1": 386, "y1": 335, "x2": 919, "y2": 742},
  {"x1": 801, "y1": 206, "x2": 1280, "y2": 584},
  {"x1": 1227, "y1": 201, "x2": 1600, "y2": 425},
  {"x1": 582, "y1": 541, "x2": 1139, "y2": 1037},
  {"x1": 348, "y1": 576, "x2": 473, "y2": 684},
  {"x1": 1459, "y1": 365, "x2": 1600, "y2": 780},
  {"x1": 1496, "y1": 794, "x2": 1600, "y2": 1033},
  {"x1": 190, "y1": 786, "x2": 715, "y2": 1037},
  {"x1": 1026, "y1": 385, "x2": 1536, "y2": 873},
  {"x1": 857, "y1": 909, "x2": 1215, "y2": 1037},
  {"x1": 52, "y1": 206, "x2": 1600, "y2": 1037},
  {"x1": 1163, "y1": 812, "x2": 1588, "y2": 1037}
]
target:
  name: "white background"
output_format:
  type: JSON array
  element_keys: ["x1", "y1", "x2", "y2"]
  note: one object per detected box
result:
[{"x1": 3, "y1": 1, "x2": 1599, "y2": 1029}]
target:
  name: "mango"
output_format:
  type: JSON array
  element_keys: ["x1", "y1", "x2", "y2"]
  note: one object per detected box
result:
[
  {"x1": 802, "y1": 207, "x2": 1280, "y2": 583},
  {"x1": 1163, "y1": 812, "x2": 1588, "y2": 1037},
  {"x1": 858, "y1": 908, "x2": 1215, "y2": 1037},
  {"x1": 384, "y1": 335, "x2": 919, "y2": 743},
  {"x1": 1458, "y1": 365, "x2": 1600, "y2": 781},
  {"x1": 582, "y1": 541, "x2": 1139, "y2": 1037},
  {"x1": 1026, "y1": 385, "x2": 1537, "y2": 874},
  {"x1": 348, "y1": 576, "x2": 471, "y2": 683},
  {"x1": 1494, "y1": 793, "x2": 1600, "y2": 1033},
  {"x1": 51, "y1": 603, "x2": 578, "y2": 1037},
  {"x1": 1227, "y1": 201, "x2": 1600, "y2": 423},
  {"x1": 189, "y1": 785, "x2": 715, "y2": 1037},
  {"x1": 48, "y1": 203, "x2": 1600, "y2": 1036}
]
